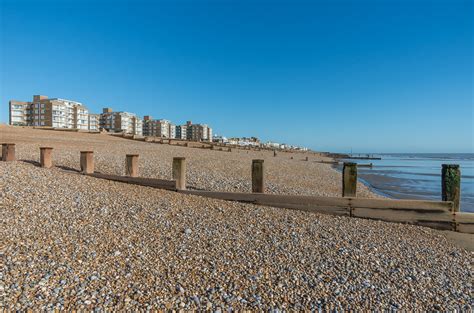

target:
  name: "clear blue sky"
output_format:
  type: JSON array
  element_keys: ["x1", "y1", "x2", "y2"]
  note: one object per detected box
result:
[{"x1": 0, "y1": 0, "x2": 472, "y2": 153}]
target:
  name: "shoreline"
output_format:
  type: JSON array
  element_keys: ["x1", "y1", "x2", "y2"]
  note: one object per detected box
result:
[{"x1": 331, "y1": 157, "x2": 474, "y2": 213}]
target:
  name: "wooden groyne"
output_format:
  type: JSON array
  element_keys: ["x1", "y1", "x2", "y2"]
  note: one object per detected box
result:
[{"x1": 2, "y1": 142, "x2": 473, "y2": 234}]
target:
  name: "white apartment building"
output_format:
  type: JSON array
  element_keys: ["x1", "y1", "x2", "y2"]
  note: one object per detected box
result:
[
  {"x1": 9, "y1": 95, "x2": 96, "y2": 130},
  {"x1": 169, "y1": 123, "x2": 176, "y2": 139},
  {"x1": 73, "y1": 105, "x2": 89, "y2": 130},
  {"x1": 88, "y1": 114, "x2": 100, "y2": 131},
  {"x1": 9, "y1": 101, "x2": 29, "y2": 126}
]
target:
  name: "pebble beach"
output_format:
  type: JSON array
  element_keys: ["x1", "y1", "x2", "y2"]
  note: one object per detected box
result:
[{"x1": 1, "y1": 125, "x2": 472, "y2": 310}]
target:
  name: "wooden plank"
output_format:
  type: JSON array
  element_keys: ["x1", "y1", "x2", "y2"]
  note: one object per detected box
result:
[
  {"x1": 87, "y1": 173, "x2": 176, "y2": 190},
  {"x1": 454, "y1": 212, "x2": 474, "y2": 234},
  {"x1": 180, "y1": 190, "x2": 350, "y2": 215},
  {"x1": 178, "y1": 190, "x2": 352, "y2": 207},
  {"x1": 179, "y1": 190, "x2": 451, "y2": 212},
  {"x1": 352, "y1": 207, "x2": 455, "y2": 230},
  {"x1": 349, "y1": 198, "x2": 452, "y2": 212},
  {"x1": 257, "y1": 203, "x2": 349, "y2": 216}
]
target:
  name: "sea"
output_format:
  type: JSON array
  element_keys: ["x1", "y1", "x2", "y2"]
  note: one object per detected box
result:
[{"x1": 335, "y1": 153, "x2": 474, "y2": 213}]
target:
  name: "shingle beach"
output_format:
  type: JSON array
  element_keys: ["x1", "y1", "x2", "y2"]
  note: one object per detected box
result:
[{"x1": 1, "y1": 126, "x2": 472, "y2": 310}]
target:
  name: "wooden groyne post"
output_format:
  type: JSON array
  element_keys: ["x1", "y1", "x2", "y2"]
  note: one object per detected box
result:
[
  {"x1": 173, "y1": 157, "x2": 186, "y2": 190},
  {"x1": 342, "y1": 162, "x2": 357, "y2": 197},
  {"x1": 252, "y1": 159, "x2": 265, "y2": 193},
  {"x1": 442, "y1": 164, "x2": 460, "y2": 212},
  {"x1": 40, "y1": 147, "x2": 53, "y2": 168},
  {"x1": 1, "y1": 143, "x2": 15, "y2": 162},
  {"x1": 125, "y1": 154, "x2": 139, "y2": 177},
  {"x1": 80, "y1": 151, "x2": 94, "y2": 174}
]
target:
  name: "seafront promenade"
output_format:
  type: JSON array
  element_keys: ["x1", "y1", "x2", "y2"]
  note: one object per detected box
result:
[{"x1": 1, "y1": 125, "x2": 472, "y2": 310}]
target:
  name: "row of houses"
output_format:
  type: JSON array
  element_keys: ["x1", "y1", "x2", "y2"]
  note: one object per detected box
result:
[{"x1": 9, "y1": 95, "x2": 213, "y2": 141}]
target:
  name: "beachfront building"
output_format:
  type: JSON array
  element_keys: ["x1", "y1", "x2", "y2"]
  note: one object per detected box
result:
[
  {"x1": 99, "y1": 108, "x2": 142, "y2": 135},
  {"x1": 8, "y1": 95, "x2": 95, "y2": 129},
  {"x1": 142, "y1": 115, "x2": 154, "y2": 136},
  {"x1": 8, "y1": 100, "x2": 29, "y2": 126},
  {"x1": 88, "y1": 114, "x2": 100, "y2": 131},
  {"x1": 73, "y1": 105, "x2": 90, "y2": 130},
  {"x1": 169, "y1": 123, "x2": 176, "y2": 139},
  {"x1": 155, "y1": 119, "x2": 172, "y2": 138},
  {"x1": 175, "y1": 125, "x2": 188, "y2": 140},
  {"x1": 186, "y1": 121, "x2": 212, "y2": 142},
  {"x1": 264, "y1": 141, "x2": 284, "y2": 149},
  {"x1": 227, "y1": 137, "x2": 260, "y2": 147},
  {"x1": 142, "y1": 116, "x2": 175, "y2": 138},
  {"x1": 212, "y1": 135, "x2": 228, "y2": 144}
]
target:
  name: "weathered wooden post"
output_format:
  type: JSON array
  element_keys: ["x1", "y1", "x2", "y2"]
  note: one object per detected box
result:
[
  {"x1": 125, "y1": 154, "x2": 139, "y2": 177},
  {"x1": 252, "y1": 159, "x2": 265, "y2": 193},
  {"x1": 442, "y1": 164, "x2": 461, "y2": 212},
  {"x1": 1, "y1": 143, "x2": 15, "y2": 162},
  {"x1": 40, "y1": 147, "x2": 53, "y2": 168},
  {"x1": 173, "y1": 157, "x2": 186, "y2": 190},
  {"x1": 305, "y1": 156, "x2": 309, "y2": 161},
  {"x1": 273, "y1": 150, "x2": 277, "y2": 157},
  {"x1": 342, "y1": 162, "x2": 357, "y2": 197},
  {"x1": 80, "y1": 151, "x2": 94, "y2": 174}
]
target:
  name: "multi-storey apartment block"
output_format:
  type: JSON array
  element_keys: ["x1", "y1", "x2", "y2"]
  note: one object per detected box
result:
[
  {"x1": 99, "y1": 108, "x2": 142, "y2": 135},
  {"x1": 73, "y1": 105, "x2": 90, "y2": 130},
  {"x1": 88, "y1": 114, "x2": 100, "y2": 131},
  {"x1": 176, "y1": 125, "x2": 188, "y2": 140},
  {"x1": 169, "y1": 123, "x2": 176, "y2": 139},
  {"x1": 9, "y1": 100, "x2": 29, "y2": 126},
  {"x1": 142, "y1": 115, "x2": 154, "y2": 136},
  {"x1": 142, "y1": 116, "x2": 175, "y2": 138},
  {"x1": 8, "y1": 95, "x2": 95, "y2": 130},
  {"x1": 188, "y1": 122, "x2": 212, "y2": 142},
  {"x1": 9, "y1": 96, "x2": 214, "y2": 140},
  {"x1": 175, "y1": 121, "x2": 212, "y2": 141}
]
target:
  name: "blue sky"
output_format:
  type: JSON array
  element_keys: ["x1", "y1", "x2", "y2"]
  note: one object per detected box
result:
[{"x1": 0, "y1": 0, "x2": 472, "y2": 153}]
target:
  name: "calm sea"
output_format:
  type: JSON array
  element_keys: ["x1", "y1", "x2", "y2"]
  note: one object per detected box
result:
[{"x1": 336, "y1": 153, "x2": 474, "y2": 213}]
